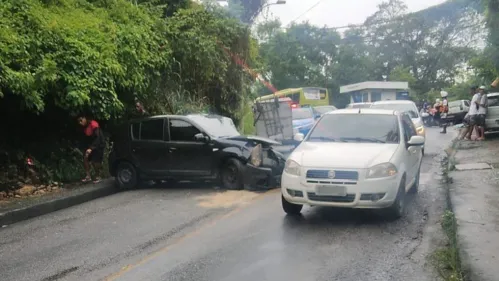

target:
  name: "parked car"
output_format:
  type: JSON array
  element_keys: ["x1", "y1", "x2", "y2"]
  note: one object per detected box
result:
[
  {"x1": 443, "y1": 100, "x2": 470, "y2": 124},
  {"x1": 292, "y1": 107, "x2": 315, "y2": 136},
  {"x1": 370, "y1": 100, "x2": 425, "y2": 154},
  {"x1": 312, "y1": 105, "x2": 338, "y2": 118},
  {"x1": 108, "y1": 114, "x2": 286, "y2": 190},
  {"x1": 485, "y1": 93, "x2": 499, "y2": 131},
  {"x1": 281, "y1": 109, "x2": 424, "y2": 219},
  {"x1": 346, "y1": 102, "x2": 372, "y2": 109}
]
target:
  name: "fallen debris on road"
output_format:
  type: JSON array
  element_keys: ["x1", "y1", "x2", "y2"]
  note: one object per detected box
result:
[{"x1": 0, "y1": 179, "x2": 115, "y2": 226}]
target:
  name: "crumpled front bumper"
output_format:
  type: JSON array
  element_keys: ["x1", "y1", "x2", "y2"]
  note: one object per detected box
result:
[{"x1": 243, "y1": 160, "x2": 284, "y2": 191}]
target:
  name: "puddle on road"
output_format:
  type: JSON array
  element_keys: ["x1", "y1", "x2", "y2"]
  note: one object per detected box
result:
[{"x1": 196, "y1": 190, "x2": 263, "y2": 209}]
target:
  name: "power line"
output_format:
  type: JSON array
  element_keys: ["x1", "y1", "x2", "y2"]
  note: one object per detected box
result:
[{"x1": 285, "y1": 0, "x2": 326, "y2": 27}]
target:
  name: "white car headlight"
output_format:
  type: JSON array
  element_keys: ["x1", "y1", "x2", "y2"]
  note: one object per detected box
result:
[
  {"x1": 250, "y1": 144, "x2": 263, "y2": 167},
  {"x1": 367, "y1": 163, "x2": 398, "y2": 179},
  {"x1": 284, "y1": 159, "x2": 301, "y2": 176}
]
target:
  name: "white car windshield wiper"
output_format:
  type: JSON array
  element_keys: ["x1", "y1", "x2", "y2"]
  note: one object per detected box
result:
[{"x1": 340, "y1": 137, "x2": 386, "y2": 143}]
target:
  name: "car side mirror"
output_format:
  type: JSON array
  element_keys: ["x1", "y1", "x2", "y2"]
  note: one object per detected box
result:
[
  {"x1": 294, "y1": 133, "x2": 305, "y2": 142},
  {"x1": 407, "y1": 135, "x2": 425, "y2": 146},
  {"x1": 314, "y1": 114, "x2": 321, "y2": 120},
  {"x1": 194, "y1": 133, "x2": 209, "y2": 142}
]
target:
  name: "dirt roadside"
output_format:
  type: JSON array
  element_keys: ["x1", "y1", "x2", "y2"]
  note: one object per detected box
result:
[{"x1": 448, "y1": 134, "x2": 499, "y2": 281}]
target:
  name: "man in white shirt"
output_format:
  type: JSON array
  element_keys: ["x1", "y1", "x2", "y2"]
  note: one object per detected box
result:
[
  {"x1": 464, "y1": 86, "x2": 480, "y2": 140},
  {"x1": 476, "y1": 86, "x2": 488, "y2": 140}
]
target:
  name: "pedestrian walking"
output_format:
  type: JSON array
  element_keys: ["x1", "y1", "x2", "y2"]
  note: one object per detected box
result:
[
  {"x1": 78, "y1": 114, "x2": 106, "y2": 184},
  {"x1": 440, "y1": 91, "x2": 449, "y2": 134},
  {"x1": 433, "y1": 98, "x2": 442, "y2": 128}
]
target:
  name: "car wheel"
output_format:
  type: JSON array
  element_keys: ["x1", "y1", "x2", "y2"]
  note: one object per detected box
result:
[
  {"x1": 115, "y1": 162, "x2": 138, "y2": 190},
  {"x1": 220, "y1": 158, "x2": 244, "y2": 190},
  {"x1": 386, "y1": 178, "x2": 406, "y2": 219},
  {"x1": 409, "y1": 169, "x2": 420, "y2": 194},
  {"x1": 282, "y1": 195, "x2": 303, "y2": 215}
]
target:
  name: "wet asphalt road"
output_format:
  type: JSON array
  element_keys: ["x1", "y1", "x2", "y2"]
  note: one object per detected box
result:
[{"x1": 0, "y1": 127, "x2": 456, "y2": 281}]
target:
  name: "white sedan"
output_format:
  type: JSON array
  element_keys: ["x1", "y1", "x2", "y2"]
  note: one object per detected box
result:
[
  {"x1": 370, "y1": 100, "x2": 425, "y2": 154},
  {"x1": 281, "y1": 108, "x2": 424, "y2": 219}
]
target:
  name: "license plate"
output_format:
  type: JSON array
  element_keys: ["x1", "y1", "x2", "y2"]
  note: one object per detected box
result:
[{"x1": 315, "y1": 185, "x2": 347, "y2": 196}]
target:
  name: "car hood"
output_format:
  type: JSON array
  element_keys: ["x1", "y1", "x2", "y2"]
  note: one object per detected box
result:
[
  {"x1": 293, "y1": 142, "x2": 399, "y2": 169},
  {"x1": 224, "y1": 135, "x2": 281, "y2": 146},
  {"x1": 292, "y1": 118, "x2": 314, "y2": 128}
]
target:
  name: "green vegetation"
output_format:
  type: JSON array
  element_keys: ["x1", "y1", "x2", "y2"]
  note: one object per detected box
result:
[
  {"x1": 255, "y1": 0, "x2": 482, "y2": 105},
  {"x1": 432, "y1": 210, "x2": 464, "y2": 281},
  {"x1": 432, "y1": 140, "x2": 465, "y2": 281}
]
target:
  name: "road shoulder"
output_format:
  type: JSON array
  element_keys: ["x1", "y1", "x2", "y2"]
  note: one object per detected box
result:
[
  {"x1": 0, "y1": 179, "x2": 116, "y2": 226},
  {"x1": 449, "y1": 136, "x2": 499, "y2": 281}
]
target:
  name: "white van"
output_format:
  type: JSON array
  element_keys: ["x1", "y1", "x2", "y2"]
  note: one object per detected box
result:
[
  {"x1": 485, "y1": 93, "x2": 499, "y2": 131},
  {"x1": 445, "y1": 100, "x2": 470, "y2": 124}
]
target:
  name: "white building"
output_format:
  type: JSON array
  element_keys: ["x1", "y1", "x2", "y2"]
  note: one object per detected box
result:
[{"x1": 340, "y1": 81, "x2": 410, "y2": 104}]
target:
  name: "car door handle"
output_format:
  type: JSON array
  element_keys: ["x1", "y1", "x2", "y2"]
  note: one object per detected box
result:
[{"x1": 169, "y1": 147, "x2": 177, "y2": 152}]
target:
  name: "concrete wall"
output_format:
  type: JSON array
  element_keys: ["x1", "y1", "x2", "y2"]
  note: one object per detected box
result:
[{"x1": 381, "y1": 91, "x2": 396, "y2": 100}]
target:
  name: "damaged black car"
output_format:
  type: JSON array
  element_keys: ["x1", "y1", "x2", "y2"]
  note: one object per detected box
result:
[{"x1": 108, "y1": 114, "x2": 285, "y2": 190}]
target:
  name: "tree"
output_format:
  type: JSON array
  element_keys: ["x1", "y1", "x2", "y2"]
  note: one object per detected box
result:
[
  {"x1": 257, "y1": 21, "x2": 341, "y2": 94},
  {"x1": 362, "y1": 0, "x2": 481, "y2": 95}
]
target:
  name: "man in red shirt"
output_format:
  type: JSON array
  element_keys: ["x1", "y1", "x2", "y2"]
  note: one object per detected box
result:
[{"x1": 78, "y1": 115, "x2": 106, "y2": 183}]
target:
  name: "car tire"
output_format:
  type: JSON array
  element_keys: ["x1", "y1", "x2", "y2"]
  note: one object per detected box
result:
[
  {"x1": 282, "y1": 195, "x2": 303, "y2": 215},
  {"x1": 115, "y1": 162, "x2": 138, "y2": 190},
  {"x1": 386, "y1": 178, "x2": 406, "y2": 219},
  {"x1": 409, "y1": 169, "x2": 420, "y2": 194},
  {"x1": 220, "y1": 158, "x2": 244, "y2": 190}
]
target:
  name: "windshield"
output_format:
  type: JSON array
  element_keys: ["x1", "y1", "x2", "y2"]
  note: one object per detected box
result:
[
  {"x1": 314, "y1": 106, "x2": 337, "y2": 114},
  {"x1": 306, "y1": 114, "x2": 400, "y2": 144},
  {"x1": 188, "y1": 115, "x2": 240, "y2": 138},
  {"x1": 370, "y1": 103, "x2": 419, "y2": 118},
  {"x1": 292, "y1": 108, "x2": 313, "y2": 120}
]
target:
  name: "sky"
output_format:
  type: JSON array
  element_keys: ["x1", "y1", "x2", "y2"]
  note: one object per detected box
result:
[{"x1": 260, "y1": 0, "x2": 448, "y2": 27}]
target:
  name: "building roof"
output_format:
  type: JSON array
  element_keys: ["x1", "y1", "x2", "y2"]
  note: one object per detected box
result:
[{"x1": 339, "y1": 81, "x2": 409, "y2": 94}]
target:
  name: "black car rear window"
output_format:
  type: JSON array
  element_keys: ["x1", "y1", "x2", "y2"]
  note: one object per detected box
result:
[{"x1": 131, "y1": 119, "x2": 164, "y2": 141}]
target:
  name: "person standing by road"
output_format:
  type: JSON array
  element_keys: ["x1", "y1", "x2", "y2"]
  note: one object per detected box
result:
[
  {"x1": 78, "y1": 115, "x2": 106, "y2": 184},
  {"x1": 476, "y1": 86, "x2": 488, "y2": 141},
  {"x1": 464, "y1": 87, "x2": 480, "y2": 140},
  {"x1": 440, "y1": 91, "x2": 449, "y2": 134},
  {"x1": 433, "y1": 98, "x2": 442, "y2": 128}
]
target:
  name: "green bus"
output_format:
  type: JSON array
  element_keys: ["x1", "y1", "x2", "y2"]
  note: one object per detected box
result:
[{"x1": 255, "y1": 87, "x2": 329, "y2": 107}]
